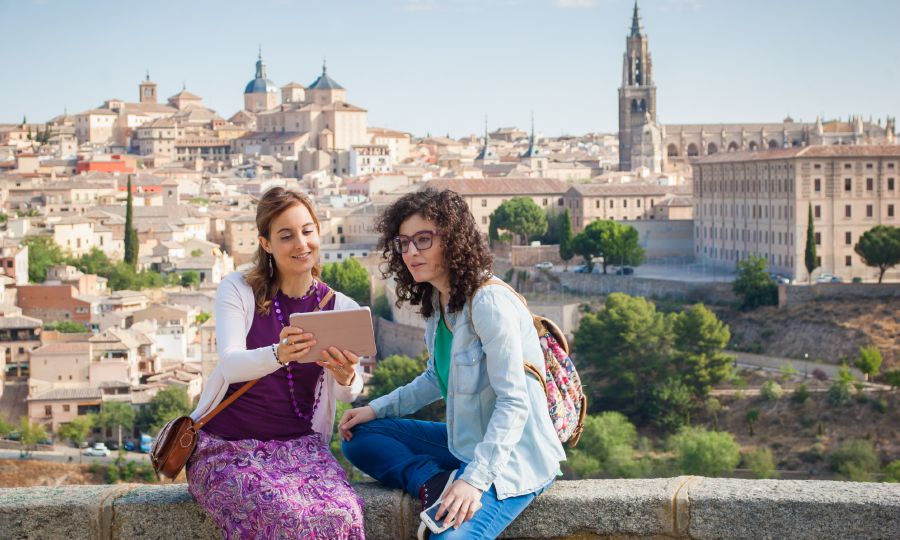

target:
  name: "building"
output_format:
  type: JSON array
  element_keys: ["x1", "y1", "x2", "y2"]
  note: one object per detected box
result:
[
  {"x1": 244, "y1": 51, "x2": 279, "y2": 113},
  {"x1": 0, "y1": 315, "x2": 42, "y2": 377},
  {"x1": 563, "y1": 183, "x2": 692, "y2": 231},
  {"x1": 693, "y1": 145, "x2": 900, "y2": 282},
  {"x1": 0, "y1": 241, "x2": 29, "y2": 286},
  {"x1": 16, "y1": 285, "x2": 96, "y2": 328}
]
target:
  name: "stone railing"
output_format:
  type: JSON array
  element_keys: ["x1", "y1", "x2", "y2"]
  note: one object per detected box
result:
[{"x1": 1, "y1": 477, "x2": 899, "y2": 539}]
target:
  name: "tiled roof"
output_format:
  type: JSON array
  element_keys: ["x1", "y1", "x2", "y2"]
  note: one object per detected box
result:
[
  {"x1": 425, "y1": 177, "x2": 569, "y2": 196},
  {"x1": 33, "y1": 342, "x2": 92, "y2": 354},
  {"x1": 0, "y1": 315, "x2": 43, "y2": 329},
  {"x1": 28, "y1": 387, "x2": 102, "y2": 401},
  {"x1": 567, "y1": 183, "x2": 692, "y2": 197},
  {"x1": 695, "y1": 145, "x2": 900, "y2": 164}
]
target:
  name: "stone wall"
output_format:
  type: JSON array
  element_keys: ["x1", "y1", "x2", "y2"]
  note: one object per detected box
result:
[
  {"x1": 374, "y1": 317, "x2": 427, "y2": 360},
  {"x1": 557, "y1": 273, "x2": 737, "y2": 304},
  {"x1": 781, "y1": 282, "x2": 900, "y2": 307},
  {"x1": 1, "y1": 478, "x2": 898, "y2": 539}
]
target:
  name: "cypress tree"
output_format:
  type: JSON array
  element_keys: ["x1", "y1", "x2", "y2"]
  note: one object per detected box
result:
[
  {"x1": 559, "y1": 209, "x2": 574, "y2": 270},
  {"x1": 804, "y1": 203, "x2": 817, "y2": 283},
  {"x1": 124, "y1": 175, "x2": 137, "y2": 268}
]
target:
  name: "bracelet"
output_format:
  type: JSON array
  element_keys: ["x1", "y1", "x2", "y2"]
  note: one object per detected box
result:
[{"x1": 272, "y1": 343, "x2": 285, "y2": 366}]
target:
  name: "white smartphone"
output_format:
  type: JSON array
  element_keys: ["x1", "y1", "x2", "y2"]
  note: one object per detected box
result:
[{"x1": 419, "y1": 500, "x2": 454, "y2": 535}]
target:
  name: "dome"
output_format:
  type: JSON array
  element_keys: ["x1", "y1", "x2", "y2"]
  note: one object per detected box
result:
[
  {"x1": 244, "y1": 53, "x2": 278, "y2": 94},
  {"x1": 308, "y1": 61, "x2": 344, "y2": 90}
]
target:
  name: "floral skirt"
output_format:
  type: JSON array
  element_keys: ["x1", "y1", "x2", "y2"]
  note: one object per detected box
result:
[{"x1": 187, "y1": 430, "x2": 365, "y2": 540}]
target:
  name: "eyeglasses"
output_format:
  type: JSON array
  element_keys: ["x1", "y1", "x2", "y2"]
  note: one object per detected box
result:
[{"x1": 392, "y1": 230, "x2": 441, "y2": 254}]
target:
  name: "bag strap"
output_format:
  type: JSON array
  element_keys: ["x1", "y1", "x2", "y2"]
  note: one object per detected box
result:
[{"x1": 194, "y1": 286, "x2": 336, "y2": 430}]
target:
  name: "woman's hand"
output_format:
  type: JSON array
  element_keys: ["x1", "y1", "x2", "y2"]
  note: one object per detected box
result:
[
  {"x1": 277, "y1": 326, "x2": 316, "y2": 363},
  {"x1": 436, "y1": 479, "x2": 483, "y2": 529},
  {"x1": 338, "y1": 405, "x2": 376, "y2": 442},
  {"x1": 318, "y1": 347, "x2": 359, "y2": 387}
]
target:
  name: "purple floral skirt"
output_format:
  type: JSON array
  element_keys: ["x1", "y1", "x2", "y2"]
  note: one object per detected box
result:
[{"x1": 187, "y1": 430, "x2": 365, "y2": 539}]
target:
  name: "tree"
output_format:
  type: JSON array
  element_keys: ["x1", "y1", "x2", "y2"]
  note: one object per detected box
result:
[
  {"x1": 372, "y1": 294, "x2": 393, "y2": 321},
  {"x1": 745, "y1": 408, "x2": 760, "y2": 436},
  {"x1": 669, "y1": 426, "x2": 740, "y2": 477},
  {"x1": 321, "y1": 258, "x2": 371, "y2": 306},
  {"x1": 854, "y1": 225, "x2": 900, "y2": 283},
  {"x1": 649, "y1": 377, "x2": 694, "y2": 431},
  {"x1": 0, "y1": 417, "x2": 12, "y2": 438},
  {"x1": 141, "y1": 386, "x2": 191, "y2": 435},
  {"x1": 58, "y1": 415, "x2": 95, "y2": 462},
  {"x1": 828, "y1": 364, "x2": 855, "y2": 405},
  {"x1": 44, "y1": 320, "x2": 89, "y2": 333},
  {"x1": 670, "y1": 304, "x2": 733, "y2": 398},
  {"x1": 98, "y1": 401, "x2": 135, "y2": 450},
  {"x1": 123, "y1": 175, "x2": 138, "y2": 269},
  {"x1": 704, "y1": 397, "x2": 723, "y2": 431},
  {"x1": 743, "y1": 447, "x2": 778, "y2": 479},
  {"x1": 604, "y1": 222, "x2": 645, "y2": 270},
  {"x1": 827, "y1": 439, "x2": 880, "y2": 482},
  {"x1": 573, "y1": 293, "x2": 670, "y2": 422},
  {"x1": 180, "y1": 270, "x2": 199, "y2": 288},
  {"x1": 884, "y1": 460, "x2": 900, "y2": 483},
  {"x1": 18, "y1": 417, "x2": 48, "y2": 458},
  {"x1": 488, "y1": 197, "x2": 548, "y2": 245},
  {"x1": 368, "y1": 354, "x2": 426, "y2": 400},
  {"x1": 571, "y1": 219, "x2": 616, "y2": 273},
  {"x1": 761, "y1": 381, "x2": 783, "y2": 402},
  {"x1": 732, "y1": 255, "x2": 777, "y2": 309},
  {"x1": 854, "y1": 346, "x2": 882, "y2": 382},
  {"x1": 196, "y1": 312, "x2": 211, "y2": 325},
  {"x1": 558, "y1": 209, "x2": 574, "y2": 270},
  {"x1": 577, "y1": 412, "x2": 638, "y2": 476},
  {"x1": 190, "y1": 249, "x2": 203, "y2": 257},
  {"x1": 22, "y1": 236, "x2": 66, "y2": 282},
  {"x1": 69, "y1": 247, "x2": 113, "y2": 276},
  {"x1": 884, "y1": 369, "x2": 900, "y2": 390},
  {"x1": 805, "y1": 203, "x2": 818, "y2": 283}
]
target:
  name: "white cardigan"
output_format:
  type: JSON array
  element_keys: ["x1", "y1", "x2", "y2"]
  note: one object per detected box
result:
[{"x1": 190, "y1": 271, "x2": 364, "y2": 442}]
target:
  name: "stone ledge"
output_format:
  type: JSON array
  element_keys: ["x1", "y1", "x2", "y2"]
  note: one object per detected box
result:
[{"x1": 0, "y1": 478, "x2": 898, "y2": 539}]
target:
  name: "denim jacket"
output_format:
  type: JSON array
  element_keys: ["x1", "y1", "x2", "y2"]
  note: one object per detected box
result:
[{"x1": 368, "y1": 279, "x2": 566, "y2": 499}]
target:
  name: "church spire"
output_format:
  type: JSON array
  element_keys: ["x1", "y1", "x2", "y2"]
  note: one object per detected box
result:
[
  {"x1": 256, "y1": 46, "x2": 267, "y2": 79},
  {"x1": 630, "y1": 1, "x2": 644, "y2": 37}
]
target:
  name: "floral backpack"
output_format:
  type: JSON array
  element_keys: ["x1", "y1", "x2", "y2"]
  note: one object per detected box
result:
[{"x1": 468, "y1": 279, "x2": 587, "y2": 447}]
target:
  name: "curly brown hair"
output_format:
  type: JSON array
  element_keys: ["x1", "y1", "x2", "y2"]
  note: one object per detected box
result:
[
  {"x1": 244, "y1": 187, "x2": 322, "y2": 315},
  {"x1": 376, "y1": 188, "x2": 493, "y2": 319}
]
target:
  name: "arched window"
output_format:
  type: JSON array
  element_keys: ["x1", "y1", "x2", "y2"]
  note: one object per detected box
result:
[
  {"x1": 640, "y1": 99, "x2": 647, "y2": 112},
  {"x1": 667, "y1": 144, "x2": 679, "y2": 157},
  {"x1": 707, "y1": 143, "x2": 718, "y2": 155},
  {"x1": 728, "y1": 142, "x2": 739, "y2": 152},
  {"x1": 749, "y1": 141, "x2": 758, "y2": 151},
  {"x1": 631, "y1": 99, "x2": 639, "y2": 113},
  {"x1": 687, "y1": 143, "x2": 699, "y2": 157},
  {"x1": 768, "y1": 139, "x2": 779, "y2": 149}
]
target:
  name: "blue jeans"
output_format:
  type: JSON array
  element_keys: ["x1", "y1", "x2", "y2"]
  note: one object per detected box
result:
[{"x1": 342, "y1": 418, "x2": 549, "y2": 539}]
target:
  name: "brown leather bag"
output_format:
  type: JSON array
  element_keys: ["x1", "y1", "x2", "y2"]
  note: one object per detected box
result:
[{"x1": 151, "y1": 289, "x2": 335, "y2": 480}]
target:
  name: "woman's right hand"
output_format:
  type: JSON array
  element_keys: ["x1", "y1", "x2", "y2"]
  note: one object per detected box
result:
[
  {"x1": 338, "y1": 405, "x2": 376, "y2": 441},
  {"x1": 276, "y1": 326, "x2": 317, "y2": 364}
]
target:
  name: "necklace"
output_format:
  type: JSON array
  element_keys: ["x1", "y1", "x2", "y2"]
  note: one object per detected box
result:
[{"x1": 273, "y1": 285, "x2": 324, "y2": 424}]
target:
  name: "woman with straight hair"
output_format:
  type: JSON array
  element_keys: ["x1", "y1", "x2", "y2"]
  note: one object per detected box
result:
[
  {"x1": 187, "y1": 187, "x2": 366, "y2": 539},
  {"x1": 340, "y1": 188, "x2": 565, "y2": 539}
]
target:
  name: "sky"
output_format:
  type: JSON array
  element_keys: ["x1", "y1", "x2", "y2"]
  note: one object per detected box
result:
[{"x1": 1, "y1": 0, "x2": 898, "y2": 138}]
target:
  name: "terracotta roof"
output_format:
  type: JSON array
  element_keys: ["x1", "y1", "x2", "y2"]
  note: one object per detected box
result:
[
  {"x1": 568, "y1": 183, "x2": 691, "y2": 197},
  {"x1": 425, "y1": 177, "x2": 568, "y2": 196},
  {"x1": 33, "y1": 342, "x2": 92, "y2": 354},
  {"x1": 28, "y1": 387, "x2": 102, "y2": 401},
  {"x1": 695, "y1": 145, "x2": 900, "y2": 164},
  {"x1": 0, "y1": 315, "x2": 43, "y2": 329}
]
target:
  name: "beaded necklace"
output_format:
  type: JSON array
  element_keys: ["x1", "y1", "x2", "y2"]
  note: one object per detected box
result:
[{"x1": 272, "y1": 280, "x2": 325, "y2": 424}]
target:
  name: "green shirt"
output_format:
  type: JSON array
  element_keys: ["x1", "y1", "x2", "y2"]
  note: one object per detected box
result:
[{"x1": 434, "y1": 311, "x2": 452, "y2": 400}]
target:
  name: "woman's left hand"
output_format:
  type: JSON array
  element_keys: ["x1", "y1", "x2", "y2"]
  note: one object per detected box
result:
[
  {"x1": 318, "y1": 347, "x2": 359, "y2": 387},
  {"x1": 435, "y1": 479, "x2": 483, "y2": 530}
]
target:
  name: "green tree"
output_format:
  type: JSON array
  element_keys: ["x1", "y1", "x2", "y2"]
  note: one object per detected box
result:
[
  {"x1": 320, "y1": 258, "x2": 371, "y2": 306},
  {"x1": 196, "y1": 312, "x2": 211, "y2": 325},
  {"x1": 805, "y1": 203, "x2": 818, "y2": 283},
  {"x1": 123, "y1": 175, "x2": 138, "y2": 269},
  {"x1": 743, "y1": 447, "x2": 778, "y2": 479},
  {"x1": 649, "y1": 377, "x2": 694, "y2": 431},
  {"x1": 190, "y1": 249, "x2": 203, "y2": 257},
  {"x1": 571, "y1": 220, "x2": 615, "y2": 274},
  {"x1": 854, "y1": 346, "x2": 883, "y2": 382},
  {"x1": 44, "y1": 320, "x2": 89, "y2": 333},
  {"x1": 604, "y1": 222, "x2": 645, "y2": 270},
  {"x1": 854, "y1": 225, "x2": 900, "y2": 283},
  {"x1": 761, "y1": 381, "x2": 784, "y2": 402},
  {"x1": 779, "y1": 362, "x2": 799, "y2": 382},
  {"x1": 884, "y1": 369, "x2": 900, "y2": 390},
  {"x1": 141, "y1": 386, "x2": 192, "y2": 435},
  {"x1": 732, "y1": 255, "x2": 777, "y2": 309},
  {"x1": 22, "y1": 236, "x2": 66, "y2": 282},
  {"x1": 828, "y1": 364, "x2": 855, "y2": 405},
  {"x1": 574, "y1": 412, "x2": 639, "y2": 477},
  {"x1": 669, "y1": 426, "x2": 740, "y2": 477},
  {"x1": 573, "y1": 293, "x2": 670, "y2": 422},
  {"x1": 69, "y1": 247, "x2": 113, "y2": 276},
  {"x1": 57, "y1": 415, "x2": 95, "y2": 449},
  {"x1": 0, "y1": 417, "x2": 13, "y2": 437},
  {"x1": 827, "y1": 439, "x2": 880, "y2": 482},
  {"x1": 883, "y1": 460, "x2": 900, "y2": 483},
  {"x1": 670, "y1": 304, "x2": 733, "y2": 398},
  {"x1": 704, "y1": 397, "x2": 723, "y2": 431},
  {"x1": 488, "y1": 197, "x2": 548, "y2": 245},
  {"x1": 368, "y1": 354, "x2": 426, "y2": 400},
  {"x1": 180, "y1": 270, "x2": 199, "y2": 288},
  {"x1": 558, "y1": 209, "x2": 574, "y2": 270},
  {"x1": 745, "y1": 408, "x2": 760, "y2": 436},
  {"x1": 372, "y1": 293, "x2": 393, "y2": 321},
  {"x1": 98, "y1": 401, "x2": 135, "y2": 450},
  {"x1": 18, "y1": 417, "x2": 48, "y2": 458}
]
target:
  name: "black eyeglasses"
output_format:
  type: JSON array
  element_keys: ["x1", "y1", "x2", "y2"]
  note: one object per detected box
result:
[{"x1": 392, "y1": 230, "x2": 441, "y2": 254}]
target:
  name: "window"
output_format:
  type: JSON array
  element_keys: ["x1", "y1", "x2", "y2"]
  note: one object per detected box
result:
[
  {"x1": 623, "y1": 200, "x2": 628, "y2": 208},
  {"x1": 890, "y1": 205, "x2": 895, "y2": 218},
  {"x1": 844, "y1": 163, "x2": 852, "y2": 170},
  {"x1": 45, "y1": 405, "x2": 52, "y2": 416},
  {"x1": 845, "y1": 205, "x2": 852, "y2": 218},
  {"x1": 542, "y1": 198, "x2": 548, "y2": 206},
  {"x1": 814, "y1": 205, "x2": 821, "y2": 218},
  {"x1": 889, "y1": 178, "x2": 895, "y2": 190},
  {"x1": 814, "y1": 178, "x2": 821, "y2": 192},
  {"x1": 481, "y1": 199, "x2": 487, "y2": 207},
  {"x1": 867, "y1": 205, "x2": 873, "y2": 217},
  {"x1": 866, "y1": 178, "x2": 873, "y2": 191},
  {"x1": 63, "y1": 405, "x2": 70, "y2": 412},
  {"x1": 844, "y1": 178, "x2": 852, "y2": 192},
  {"x1": 595, "y1": 200, "x2": 600, "y2": 208},
  {"x1": 814, "y1": 232, "x2": 821, "y2": 245},
  {"x1": 845, "y1": 232, "x2": 852, "y2": 245},
  {"x1": 845, "y1": 255, "x2": 852, "y2": 267},
  {"x1": 609, "y1": 200, "x2": 614, "y2": 208},
  {"x1": 557, "y1": 198, "x2": 564, "y2": 206},
  {"x1": 814, "y1": 163, "x2": 821, "y2": 170},
  {"x1": 482, "y1": 216, "x2": 488, "y2": 224},
  {"x1": 866, "y1": 163, "x2": 873, "y2": 169}
]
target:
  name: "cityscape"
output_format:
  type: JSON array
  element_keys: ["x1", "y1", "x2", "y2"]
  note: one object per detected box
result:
[{"x1": 0, "y1": 1, "x2": 898, "y2": 538}]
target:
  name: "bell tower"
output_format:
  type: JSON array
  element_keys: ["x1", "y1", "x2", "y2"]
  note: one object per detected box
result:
[
  {"x1": 618, "y1": 2, "x2": 659, "y2": 171},
  {"x1": 139, "y1": 70, "x2": 157, "y2": 104}
]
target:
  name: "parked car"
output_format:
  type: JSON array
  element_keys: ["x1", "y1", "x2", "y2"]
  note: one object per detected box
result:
[
  {"x1": 139, "y1": 433, "x2": 153, "y2": 453},
  {"x1": 534, "y1": 261, "x2": 554, "y2": 270},
  {"x1": 614, "y1": 266, "x2": 635, "y2": 275},
  {"x1": 123, "y1": 440, "x2": 135, "y2": 452},
  {"x1": 105, "y1": 440, "x2": 119, "y2": 451},
  {"x1": 816, "y1": 273, "x2": 842, "y2": 283},
  {"x1": 84, "y1": 442, "x2": 111, "y2": 457},
  {"x1": 571, "y1": 264, "x2": 589, "y2": 273}
]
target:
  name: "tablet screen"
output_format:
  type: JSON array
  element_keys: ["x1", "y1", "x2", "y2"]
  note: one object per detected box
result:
[{"x1": 288, "y1": 307, "x2": 377, "y2": 363}]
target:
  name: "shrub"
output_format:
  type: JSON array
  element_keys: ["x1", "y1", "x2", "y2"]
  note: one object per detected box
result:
[
  {"x1": 564, "y1": 448, "x2": 602, "y2": 479},
  {"x1": 104, "y1": 465, "x2": 120, "y2": 484},
  {"x1": 883, "y1": 460, "x2": 900, "y2": 483},
  {"x1": 811, "y1": 368, "x2": 828, "y2": 382},
  {"x1": 761, "y1": 381, "x2": 783, "y2": 402},
  {"x1": 828, "y1": 365, "x2": 855, "y2": 406},
  {"x1": 669, "y1": 426, "x2": 741, "y2": 477},
  {"x1": 827, "y1": 439, "x2": 880, "y2": 482},
  {"x1": 743, "y1": 447, "x2": 778, "y2": 479},
  {"x1": 791, "y1": 383, "x2": 811, "y2": 404}
]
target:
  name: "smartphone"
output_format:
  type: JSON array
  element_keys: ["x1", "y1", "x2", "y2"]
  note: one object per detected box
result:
[{"x1": 420, "y1": 500, "x2": 454, "y2": 535}]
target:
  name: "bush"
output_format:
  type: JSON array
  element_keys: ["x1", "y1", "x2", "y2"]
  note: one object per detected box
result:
[
  {"x1": 105, "y1": 465, "x2": 120, "y2": 484},
  {"x1": 743, "y1": 447, "x2": 778, "y2": 479},
  {"x1": 761, "y1": 381, "x2": 783, "y2": 402},
  {"x1": 827, "y1": 439, "x2": 880, "y2": 482},
  {"x1": 372, "y1": 293, "x2": 393, "y2": 322},
  {"x1": 669, "y1": 426, "x2": 741, "y2": 477},
  {"x1": 811, "y1": 368, "x2": 828, "y2": 382},
  {"x1": 577, "y1": 412, "x2": 640, "y2": 477},
  {"x1": 883, "y1": 460, "x2": 900, "y2": 483},
  {"x1": 828, "y1": 365, "x2": 855, "y2": 406},
  {"x1": 791, "y1": 383, "x2": 811, "y2": 404},
  {"x1": 564, "y1": 448, "x2": 603, "y2": 479}
]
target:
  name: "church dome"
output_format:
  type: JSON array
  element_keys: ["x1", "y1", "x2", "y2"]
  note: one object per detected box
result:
[
  {"x1": 308, "y1": 62, "x2": 344, "y2": 90},
  {"x1": 244, "y1": 53, "x2": 278, "y2": 94}
]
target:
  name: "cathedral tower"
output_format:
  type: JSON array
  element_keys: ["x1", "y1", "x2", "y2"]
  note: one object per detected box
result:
[{"x1": 618, "y1": 2, "x2": 661, "y2": 172}]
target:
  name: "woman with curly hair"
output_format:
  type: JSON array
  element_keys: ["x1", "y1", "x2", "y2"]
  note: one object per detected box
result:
[
  {"x1": 340, "y1": 188, "x2": 565, "y2": 539},
  {"x1": 187, "y1": 187, "x2": 365, "y2": 539}
]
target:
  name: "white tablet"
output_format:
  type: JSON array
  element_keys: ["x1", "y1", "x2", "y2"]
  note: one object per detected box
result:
[{"x1": 288, "y1": 307, "x2": 377, "y2": 363}]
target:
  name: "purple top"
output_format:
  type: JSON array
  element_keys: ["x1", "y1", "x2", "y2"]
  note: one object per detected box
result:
[{"x1": 203, "y1": 281, "x2": 334, "y2": 441}]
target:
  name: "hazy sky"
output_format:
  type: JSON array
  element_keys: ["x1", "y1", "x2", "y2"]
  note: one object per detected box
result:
[{"x1": 2, "y1": 0, "x2": 897, "y2": 138}]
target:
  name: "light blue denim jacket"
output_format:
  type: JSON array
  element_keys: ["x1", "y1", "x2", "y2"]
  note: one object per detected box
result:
[{"x1": 368, "y1": 279, "x2": 566, "y2": 499}]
